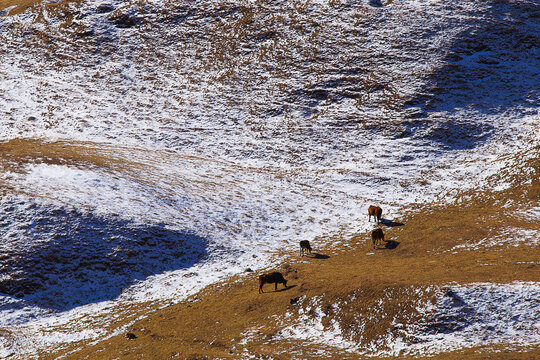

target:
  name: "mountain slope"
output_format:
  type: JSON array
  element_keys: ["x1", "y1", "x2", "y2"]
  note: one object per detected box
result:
[{"x1": 0, "y1": 0, "x2": 538, "y2": 358}]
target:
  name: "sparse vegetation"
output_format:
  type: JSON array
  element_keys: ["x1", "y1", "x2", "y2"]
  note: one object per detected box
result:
[
  {"x1": 0, "y1": 0, "x2": 538, "y2": 358},
  {"x1": 26, "y1": 148, "x2": 536, "y2": 359},
  {"x1": 47, "y1": 177, "x2": 539, "y2": 359}
]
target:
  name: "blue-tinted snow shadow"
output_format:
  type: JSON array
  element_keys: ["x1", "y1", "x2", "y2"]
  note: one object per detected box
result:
[
  {"x1": 404, "y1": 1, "x2": 539, "y2": 117},
  {"x1": 0, "y1": 204, "x2": 208, "y2": 311},
  {"x1": 401, "y1": 1, "x2": 538, "y2": 150},
  {"x1": 401, "y1": 118, "x2": 494, "y2": 150},
  {"x1": 421, "y1": 288, "x2": 478, "y2": 334}
]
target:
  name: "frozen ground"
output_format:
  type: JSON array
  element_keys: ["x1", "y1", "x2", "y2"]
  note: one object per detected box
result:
[
  {"x1": 276, "y1": 282, "x2": 540, "y2": 357},
  {"x1": 0, "y1": 0, "x2": 539, "y2": 357}
]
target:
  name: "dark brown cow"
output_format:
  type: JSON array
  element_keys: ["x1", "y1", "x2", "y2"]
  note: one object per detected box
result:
[
  {"x1": 371, "y1": 228, "x2": 384, "y2": 248},
  {"x1": 259, "y1": 271, "x2": 287, "y2": 293},
  {"x1": 299, "y1": 240, "x2": 312, "y2": 256},
  {"x1": 368, "y1": 205, "x2": 382, "y2": 224}
]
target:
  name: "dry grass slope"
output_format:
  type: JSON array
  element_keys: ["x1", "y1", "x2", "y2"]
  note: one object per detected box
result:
[
  {"x1": 47, "y1": 152, "x2": 539, "y2": 359},
  {"x1": 0, "y1": 138, "x2": 143, "y2": 201}
]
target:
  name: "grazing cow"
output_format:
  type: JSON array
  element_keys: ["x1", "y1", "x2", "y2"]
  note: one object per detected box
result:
[
  {"x1": 368, "y1": 205, "x2": 382, "y2": 223},
  {"x1": 259, "y1": 271, "x2": 287, "y2": 293},
  {"x1": 299, "y1": 240, "x2": 312, "y2": 256},
  {"x1": 371, "y1": 228, "x2": 384, "y2": 249}
]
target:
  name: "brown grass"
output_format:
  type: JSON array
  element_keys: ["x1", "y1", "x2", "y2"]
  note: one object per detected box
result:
[
  {"x1": 0, "y1": 138, "x2": 141, "y2": 196},
  {"x1": 0, "y1": 0, "x2": 38, "y2": 14},
  {"x1": 0, "y1": 0, "x2": 78, "y2": 16},
  {"x1": 45, "y1": 159, "x2": 539, "y2": 360},
  {"x1": 0, "y1": 138, "x2": 129, "y2": 171},
  {"x1": 0, "y1": 138, "x2": 185, "y2": 204}
]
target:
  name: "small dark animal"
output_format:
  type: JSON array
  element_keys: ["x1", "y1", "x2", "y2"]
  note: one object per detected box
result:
[
  {"x1": 259, "y1": 271, "x2": 287, "y2": 293},
  {"x1": 371, "y1": 228, "x2": 385, "y2": 248},
  {"x1": 126, "y1": 332, "x2": 137, "y2": 340},
  {"x1": 299, "y1": 240, "x2": 312, "y2": 256},
  {"x1": 368, "y1": 205, "x2": 382, "y2": 223}
]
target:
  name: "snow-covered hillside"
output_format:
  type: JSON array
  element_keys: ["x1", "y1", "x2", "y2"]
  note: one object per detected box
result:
[
  {"x1": 277, "y1": 282, "x2": 540, "y2": 357},
  {"x1": 0, "y1": 0, "x2": 538, "y2": 357}
]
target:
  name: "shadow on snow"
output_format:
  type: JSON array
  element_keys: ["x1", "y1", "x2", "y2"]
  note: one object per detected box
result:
[
  {"x1": 402, "y1": 1, "x2": 539, "y2": 149},
  {"x1": 0, "y1": 203, "x2": 208, "y2": 312},
  {"x1": 406, "y1": 1, "x2": 539, "y2": 114}
]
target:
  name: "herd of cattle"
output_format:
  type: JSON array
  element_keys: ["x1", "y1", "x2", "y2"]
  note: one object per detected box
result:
[{"x1": 258, "y1": 205, "x2": 385, "y2": 293}]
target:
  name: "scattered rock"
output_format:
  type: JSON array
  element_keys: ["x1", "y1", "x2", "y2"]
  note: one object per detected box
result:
[
  {"x1": 281, "y1": 263, "x2": 294, "y2": 276},
  {"x1": 290, "y1": 297, "x2": 300, "y2": 305},
  {"x1": 289, "y1": 269, "x2": 299, "y2": 279},
  {"x1": 96, "y1": 3, "x2": 114, "y2": 14},
  {"x1": 245, "y1": 268, "x2": 253, "y2": 273},
  {"x1": 444, "y1": 288, "x2": 454, "y2": 297},
  {"x1": 126, "y1": 332, "x2": 137, "y2": 339},
  {"x1": 108, "y1": 12, "x2": 138, "y2": 28},
  {"x1": 304, "y1": 88, "x2": 329, "y2": 101}
]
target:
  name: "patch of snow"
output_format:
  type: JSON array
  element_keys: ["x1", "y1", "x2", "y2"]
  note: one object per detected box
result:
[
  {"x1": 400, "y1": 282, "x2": 540, "y2": 356},
  {"x1": 448, "y1": 228, "x2": 540, "y2": 252},
  {"x1": 279, "y1": 302, "x2": 361, "y2": 352},
  {"x1": 276, "y1": 282, "x2": 540, "y2": 356},
  {"x1": 525, "y1": 206, "x2": 540, "y2": 221}
]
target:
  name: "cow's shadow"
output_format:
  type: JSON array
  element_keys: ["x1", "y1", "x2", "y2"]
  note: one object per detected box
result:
[
  {"x1": 310, "y1": 252, "x2": 330, "y2": 259},
  {"x1": 275, "y1": 284, "x2": 297, "y2": 293},
  {"x1": 380, "y1": 219, "x2": 404, "y2": 227},
  {"x1": 384, "y1": 240, "x2": 400, "y2": 250},
  {"x1": 0, "y1": 203, "x2": 208, "y2": 312}
]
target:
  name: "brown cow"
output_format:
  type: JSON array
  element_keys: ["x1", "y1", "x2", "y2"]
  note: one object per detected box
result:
[
  {"x1": 371, "y1": 228, "x2": 384, "y2": 248},
  {"x1": 299, "y1": 240, "x2": 312, "y2": 256},
  {"x1": 368, "y1": 205, "x2": 382, "y2": 224},
  {"x1": 259, "y1": 271, "x2": 287, "y2": 293}
]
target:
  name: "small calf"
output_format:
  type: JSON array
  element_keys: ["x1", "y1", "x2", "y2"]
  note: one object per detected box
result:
[
  {"x1": 259, "y1": 271, "x2": 287, "y2": 293},
  {"x1": 371, "y1": 228, "x2": 385, "y2": 248},
  {"x1": 368, "y1": 205, "x2": 383, "y2": 224},
  {"x1": 299, "y1": 240, "x2": 312, "y2": 256}
]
